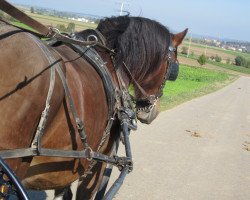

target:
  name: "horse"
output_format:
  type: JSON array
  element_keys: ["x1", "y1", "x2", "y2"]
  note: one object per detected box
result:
[{"x1": 0, "y1": 15, "x2": 187, "y2": 199}]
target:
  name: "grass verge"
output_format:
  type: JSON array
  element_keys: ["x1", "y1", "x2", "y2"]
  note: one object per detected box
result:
[
  {"x1": 160, "y1": 64, "x2": 238, "y2": 110},
  {"x1": 206, "y1": 60, "x2": 250, "y2": 74}
]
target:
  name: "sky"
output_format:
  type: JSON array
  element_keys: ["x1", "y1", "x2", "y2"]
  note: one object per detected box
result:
[{"x1": 8, "y1": 0, "x2": 250, "y2": 42}]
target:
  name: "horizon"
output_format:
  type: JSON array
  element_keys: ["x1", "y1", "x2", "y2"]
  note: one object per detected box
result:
[{"x1": 8, "y1": 0, "x2": 250, "y2": 43}]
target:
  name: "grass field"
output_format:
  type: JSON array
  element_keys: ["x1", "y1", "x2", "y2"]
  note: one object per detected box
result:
[
  {"x1": 206, "y1": 60, "x2": 250, "y2": 74},
  {"x1": 180, "y1": 42, "x2": 235, "y2": 62},
  {"x1": 179, "y1": 53, "x2": 250, "y2": 74},
  {"x1": 181, "y1": 41, "x2": 250, "y2": 61},
  {"x1": 23, "y1": 10, "x2": 97, "y2": 31},
  {"x1": 160, "y1": 64, "x2": 237, "y2": 110}
]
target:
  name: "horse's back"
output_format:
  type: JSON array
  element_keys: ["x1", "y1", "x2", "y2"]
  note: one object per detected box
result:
[
  {"x1": 0, "y1": 23, "x2": 63, "y2": 150},
  {"x1": 0, "y1": 22, "x2": 110, "y2": 192}
]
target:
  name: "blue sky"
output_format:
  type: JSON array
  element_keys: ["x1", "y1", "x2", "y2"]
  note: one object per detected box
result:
[{"x1": 9, "y1": 0, "x2": 250, "y2": 42}]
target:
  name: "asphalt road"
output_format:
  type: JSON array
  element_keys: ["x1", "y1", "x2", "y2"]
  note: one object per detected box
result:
[
  {"x1": 108, "y1": 76, "x2": 250, "y2": 200},
  {"x1": 28, "y1": 76, "x2": 250, "y2": 199}
]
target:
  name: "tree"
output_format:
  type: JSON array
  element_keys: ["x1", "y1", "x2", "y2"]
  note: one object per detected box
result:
[
  {"x1": 246, "y1": 60, "x2": 250, "y2": 68},
  {"x1": 215, "y1": 55, "x2": 222, "y2": 63},
  {"x1": 235, "y1": 56, "x2": 246, "y2": 66},
  {"x1": 56, "y1": 24, "x2": 67, "y2": 32},
  {"x1": 197, "y1": 54, "x2": 206, "y2": 65},
  {"x1": 0, "y1": 11, "x2": 4, "y2": 18},
  {"x1": 30, "y1": 7, "x2": 34, "y2": 13},
  {"x1": 181, "y1": 46, "x2": 188, "y2": 55},
  {"x1": 67, "y1": 22, "x2": 75, "y2": 33},
  {"x1": 94, "y1": 19, "x2": 100, "y2": 24}
]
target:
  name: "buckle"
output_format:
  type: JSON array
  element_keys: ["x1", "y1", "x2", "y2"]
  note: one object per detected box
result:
[{"x1": 114, "y1": 156, "x2": 133, "y2": 173}]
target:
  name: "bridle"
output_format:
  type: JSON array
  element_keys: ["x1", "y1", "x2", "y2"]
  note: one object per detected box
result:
[
  {"x1": 123, "y1": 34, "x2": 179, "y2": 110},
  {"x1": 155, "y1": 37, "x2": 179, "y2": 98}
]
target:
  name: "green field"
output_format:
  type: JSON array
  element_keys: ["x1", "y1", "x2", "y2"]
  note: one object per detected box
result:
[
  {"x1": 160, "y1": 64, "x2": 237, "y2": 110},
  {"x1": 11, "y1": 21, "x2": 36, "y2": 31},
  {"x1": 179, "y1": 53, "x2": 250, "y2": 74},
  {"x1": 206, "y1": 60, "x2": 250, "y2": 74}
]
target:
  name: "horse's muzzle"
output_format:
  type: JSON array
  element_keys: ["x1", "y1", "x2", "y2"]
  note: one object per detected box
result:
[{"x1": 136, "y1": 100, "x2": 160, "y2": 124}]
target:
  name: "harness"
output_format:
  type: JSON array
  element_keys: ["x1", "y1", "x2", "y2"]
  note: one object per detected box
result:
[
  {"x1": 0, "y1": 29, "x2": 135, "y2": 200},
  {"x1": 0, "y1": 24, "x2": 136, "y2": 200},
  {"x1": 0, "y1": 1, "x2": 179, "y2": 199}
]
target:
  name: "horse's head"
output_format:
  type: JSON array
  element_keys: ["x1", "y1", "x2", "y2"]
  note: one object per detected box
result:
[
  {"x1": 96, "y1": 16, "x2": 187, "y2": 124},
  {"x1": 135, "y1": 29, "x2": 188, "y2": 124}
]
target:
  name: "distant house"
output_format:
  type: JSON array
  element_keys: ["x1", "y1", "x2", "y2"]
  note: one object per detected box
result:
[
  {"x1": 228, "y1": 47, "x2": 236, "y2": 51},
  {"x1": 69, "y1": 17, "x2": 90, "y2": 23}
]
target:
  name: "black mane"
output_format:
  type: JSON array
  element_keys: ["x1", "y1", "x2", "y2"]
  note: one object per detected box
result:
[
  {"x1": 97, "y1": 16, "x2": 170, "y2": 81},
  {"x1": 77, "y1": 16, "x2": 171, "y2": 82}
]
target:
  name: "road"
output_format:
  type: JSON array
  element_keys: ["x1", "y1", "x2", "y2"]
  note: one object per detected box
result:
[
  {"x1": 108, "y1": 76, "x2": 250, "y2": 200},
  {"x1": 29, "y1": 76, "x2": 250, "y2": 199}
]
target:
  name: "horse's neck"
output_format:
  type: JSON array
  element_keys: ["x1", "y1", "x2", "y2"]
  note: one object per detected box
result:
[{"x1": 96, "y1": 48, "x2": 130, "y2": 90}]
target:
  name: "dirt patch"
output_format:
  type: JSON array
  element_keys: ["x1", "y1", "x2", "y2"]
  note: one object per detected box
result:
[
  {"x1": 179, "y1": 44, "x2": 236, "y2": 61},
  {"x1": 179, "y1": 57, "x2": 231, "y2": 72},
  {"x1": 185, "y1": 129, "x2": 203, "y2": 138},
  {"x1": 243, "y1": 141, "x2": 250, "y2": 151}
]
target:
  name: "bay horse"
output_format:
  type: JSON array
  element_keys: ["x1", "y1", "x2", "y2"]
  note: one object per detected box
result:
[{"x1": 0, "y1": 15, "x2": 187, "y2": 199}]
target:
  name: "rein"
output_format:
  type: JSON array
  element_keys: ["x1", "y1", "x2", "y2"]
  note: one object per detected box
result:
[
  {"x1": 0, "y1": 0, "x2": 115, "y2": 54},
  {"x1": 0, "y1": 33, "x2": 134, "y2": 199},
  {"x1": 0, "y1": 1, "x2": 135, "y2": 199},
  {"x1": 0, "y1": 0, "x2": 136, "y2": 199}
]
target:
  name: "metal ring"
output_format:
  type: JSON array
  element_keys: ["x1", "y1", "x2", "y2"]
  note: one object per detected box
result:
[
  {"x1": 87, "y1": 35, "x2": 98, "y2": 46},
  {"x1": 47, "y1": 27, "x2": 61, "y2": 37},
  {"x1": 86, "y1": 147, "x2": 93, "y2": 161},
  {"x1": 51, "y1": 27, "x2": 60, "y2": 34},
  {"x1": 169, "y1": 45, "x2": 176, "y2": 52}
]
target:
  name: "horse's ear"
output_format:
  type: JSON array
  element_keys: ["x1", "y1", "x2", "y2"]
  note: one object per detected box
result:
[{"x1": 172, "y1": 28, "x2": 188, "y2": 47}]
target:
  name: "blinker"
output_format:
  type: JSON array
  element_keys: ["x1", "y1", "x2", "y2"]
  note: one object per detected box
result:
[
  {"x1": 167, "y1": 61, "x2": 179, "y2": 81},
  {"x1": 166, "y1": 38, "x2": 179, "y2": 81}
]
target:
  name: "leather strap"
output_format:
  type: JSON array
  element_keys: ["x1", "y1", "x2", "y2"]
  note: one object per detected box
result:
[
  {"x1": 122, "y1": 62, "x2": 149, "y2": 99},
  {"x1": 0, "y1": 0, "x2": 96, "y2": 46},
  {"x1": 0, "y1": 0, "x2": 52, "y2": 36},
  {"x1": 66, "y1": 43, "x2": 116, "y2": 119},
  {"x1": 0, "y1": 0, "x2": 115, "y2": 53}
]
